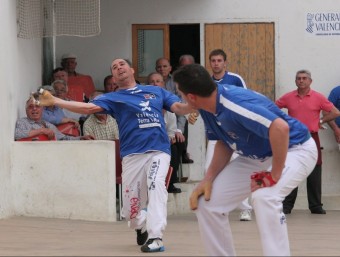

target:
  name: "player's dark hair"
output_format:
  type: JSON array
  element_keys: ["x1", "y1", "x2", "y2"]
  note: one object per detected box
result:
[
  {"x1": 209, "y1": 49, "x2": 227, "y2": 61},
  {"x1": 173, "y1": 64, "x2": 216, "y2": 97}
]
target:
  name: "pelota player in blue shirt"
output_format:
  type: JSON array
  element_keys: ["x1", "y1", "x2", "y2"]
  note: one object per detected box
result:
[
  {"x1": 33, "y1": 58, "x2": 193, "y2": 253},
  {"x1": 172, "y1": 63, "x2": 318, "y2": 256}
]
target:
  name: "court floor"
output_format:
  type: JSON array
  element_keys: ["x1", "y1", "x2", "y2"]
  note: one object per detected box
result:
[{"x1": 0, "y1": 210, "x2": 339, "y2": 256}]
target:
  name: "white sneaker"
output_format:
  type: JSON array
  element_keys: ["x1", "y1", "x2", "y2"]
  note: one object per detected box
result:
[
  {"x1": 141, "y1": 238, "x2": 165, "y2": 252},
  {"x1": 239, "y1": 209, "x2": 252, "y2": 221}
]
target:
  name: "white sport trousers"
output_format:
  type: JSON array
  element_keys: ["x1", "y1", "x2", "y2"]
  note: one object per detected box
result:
[
  {"x1": 121, "y1": 151, "x2": 170, "y2": 239},
  {"x1": 196, "y1": 137, "x2": 317, "y2": 256}
]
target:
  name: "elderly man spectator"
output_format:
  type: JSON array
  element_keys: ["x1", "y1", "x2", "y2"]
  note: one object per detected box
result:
[{"x1": 15, "y1": 97, "x2": 93, "y2": 141}]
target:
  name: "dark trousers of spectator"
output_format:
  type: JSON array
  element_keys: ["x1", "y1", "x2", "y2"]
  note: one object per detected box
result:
[
  {"x1": 169, "y1": 143, "x2": 180, "y2": 185},
  {"x1": 283, "y1": 164, "x2": 323, "y2": 211},
  {"x1": 177, "y1": 120, "x2": 192, "y2": 162},
  {"x1": 283, "y1": 132, "x2": 323, "y2": 212}
]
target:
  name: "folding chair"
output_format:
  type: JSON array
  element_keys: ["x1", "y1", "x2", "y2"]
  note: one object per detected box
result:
[{"x1": 57, "y1": 122, "x2": 80, "y2": 137}]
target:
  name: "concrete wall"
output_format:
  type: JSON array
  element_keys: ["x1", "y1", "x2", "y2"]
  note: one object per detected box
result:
[
  {"x1": 11, "y1": 141, "x2": 117, "y2": 222},
  {"x1": 2, "y1": 0, "x2": 340, "y2": 221},
  {"x1": 0, "y1": 0, "x2": 42, "y2": 219}
]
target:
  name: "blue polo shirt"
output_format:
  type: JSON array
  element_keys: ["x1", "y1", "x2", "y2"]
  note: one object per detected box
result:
[
  {"x1": 200, "y1": 84, "x2": 310, "y2": 160},
  {"x1": 92, "y1": 84, "x2": 180, "y2": 157}
]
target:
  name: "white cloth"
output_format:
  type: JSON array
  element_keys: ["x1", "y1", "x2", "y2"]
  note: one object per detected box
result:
[
  {"x1": 196, "y1": 138, "x2": 317, "y2": 256},
  {"x1": 121, "y1": 151, "x2": 170, "y2": 239},
  {"x1": 164, "y1": 111, "x2": 177, "y2": 139}
]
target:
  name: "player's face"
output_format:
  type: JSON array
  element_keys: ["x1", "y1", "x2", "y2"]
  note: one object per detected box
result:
[
  {"x1": 156, "y1": 59, "x2": 172, "y2": 78},
  {"x1": 209, "y1": 55, "x2": 226, "y2": 74},
  {"x1": 148, "y1": 74, "x2": 165, "y2": 88},
  {"x1": 111, "y1": 59, "x2": 134, "y2": 82},
  {"x1": 177, "y1": 86, "x2": 198, "y2": 109}
]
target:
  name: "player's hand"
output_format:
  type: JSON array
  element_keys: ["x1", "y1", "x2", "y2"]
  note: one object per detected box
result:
[
  {"x1": 31, "y1": 89, "x2": 56, "y2": 107},
  {"x1": 189, "y1": 179, "x2": 212, "y2": 210},
  {"x1": 250, "y1": 171, "x2": 277, "y2": 192}
]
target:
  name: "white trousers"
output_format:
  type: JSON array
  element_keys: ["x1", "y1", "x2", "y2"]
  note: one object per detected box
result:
[
  {"x1": 206, "y1": 140, "x2": 252, "y2": 211},
  {"x1": 121, "y1": 151, "x2": 170, "y2": 239},
  {"x1": 197, "y1": 138, "x2": 317, "y2": 256}
]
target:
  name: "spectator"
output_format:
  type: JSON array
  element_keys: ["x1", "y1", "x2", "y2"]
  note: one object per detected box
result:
[
  {"x1": 34, "y1": 58, "x2": 192, "y2": 253},
  {"x1": 147, "y1": 71, "x2": 183, "y2": 193},
  {"x1": 60, "y1": 53, "x2": 95, "y2": 101},
  {"x1": 41, "y1": 84, "x2": 80, "y2": 132},
  {"x1": 276, "y1": 69, "x2": 340, "y2": 214},
  {"x1": 15, "y1": 97, "x2": 93, "y2": 141},
  {"x1": 178, "y1": 54, "x2": 195, "y2": 67},
  {"x1": 103, "y1": 75, "x2": 119, "y2": 93},
  {"x1": 156, "y1": 57, "x2": 194, "y2": 164},
  {"x1": 83, "y1": 91, "x2": 119, "y2": 140},
  {"x1": 52, "y1": 67, "x2": 68, "y2": 82}
]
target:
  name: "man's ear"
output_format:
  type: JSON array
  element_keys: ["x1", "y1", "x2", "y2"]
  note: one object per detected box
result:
[{"x1": 186, "y1": 93, "x2": 196, "y2": 102}]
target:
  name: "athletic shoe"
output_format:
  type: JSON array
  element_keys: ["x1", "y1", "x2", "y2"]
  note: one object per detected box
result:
[
  {"x1": 141, "y1": 238, "x2": 165, "y2": 252},
  {"x1": 239, "y1": 209, "x2": 252, "y2": 221},
  {"x1": 136, "y1": 227, "x2": 148, "y2": 246}
]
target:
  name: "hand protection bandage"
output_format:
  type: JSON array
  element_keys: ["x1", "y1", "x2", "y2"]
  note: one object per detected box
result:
[
  {"x1": 251, "y1": 171, "x2": 277, "y2": 187},
  {"x1": 31, "y1": 88, "x2": 55, "y2": 106}
]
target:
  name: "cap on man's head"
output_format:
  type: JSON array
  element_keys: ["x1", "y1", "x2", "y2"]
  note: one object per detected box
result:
[{"x1": 61, "y1": 53, "x2": 77, "y2": 60}]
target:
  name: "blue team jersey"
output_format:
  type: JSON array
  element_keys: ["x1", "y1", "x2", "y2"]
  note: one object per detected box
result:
[
  {"x1": 212, "y1": 71, "x2": 247, "y2": 88},
  {"x1": 200, "y1": 84, "x2": 310, "y2": 160},
  {"x1": 328, "y1": 85, "x2": 340, "y2": 126},
  {"x1": 92, "y1": 84, "x2": 180, "y2": 158}
]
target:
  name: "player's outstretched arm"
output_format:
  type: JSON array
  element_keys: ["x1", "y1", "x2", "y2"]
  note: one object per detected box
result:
[{"x1": 34, "y1": 89, "x2": 103, "y2": 115}]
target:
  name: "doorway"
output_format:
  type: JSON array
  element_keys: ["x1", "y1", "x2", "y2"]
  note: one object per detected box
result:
[
  {"x1": 132, "y1": 23, "x2": 200, "y2": 83},
  {"x1": 169, "y1": 24, "x2": 200, "y2": 72}
]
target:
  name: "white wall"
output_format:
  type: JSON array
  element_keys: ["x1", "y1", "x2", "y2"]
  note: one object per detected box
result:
[
  {"x1": 0, "y1": 0, "x2": 42, "y2": 219},
  {"x1": 56, "y1": 0, "x2": 340, "y2": 195}
]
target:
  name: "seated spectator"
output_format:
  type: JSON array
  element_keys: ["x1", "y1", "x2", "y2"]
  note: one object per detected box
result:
[
  {"x1": 52, "y1": 79, "x2": 87, "y2": 124},
  {"x1": 147, "y1": 72, "x2": 183, "y2": 193},
  {"x1": 41, "y1": 85, "x2": 80, "y2": 134},
  {"x1": 83, "y1": 92, "x2": 119, "y2": 140},
  {"x1": 61, "y1": 53, "x2": 96, "y2": 101},
  {"x1": 15, "y1": 97, "x2": 93, "y2": 141},
  {"x1": 103, "y1": 75, "x2": 119, "y2": 93},
  {"x1": 52, "y1": 67, "x2": 68, "y2": 82}
]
